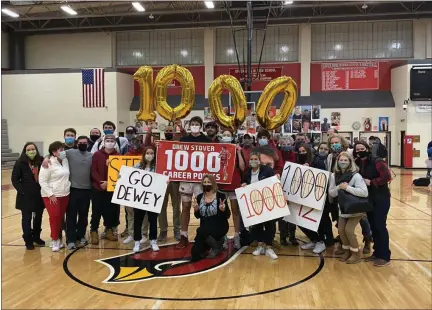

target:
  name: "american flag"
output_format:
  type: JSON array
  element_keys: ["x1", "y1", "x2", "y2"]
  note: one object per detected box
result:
[{"x1": 82, "y1": 68, "x2": 105, "y2": 108}]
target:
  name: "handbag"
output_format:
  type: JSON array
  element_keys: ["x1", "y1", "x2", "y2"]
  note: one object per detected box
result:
[{"x1": 338, "y1": 190, "x2": 373, "y2": 214}]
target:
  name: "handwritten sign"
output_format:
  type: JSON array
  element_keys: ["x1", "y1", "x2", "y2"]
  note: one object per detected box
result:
[
  {"x1": 280, "y1": 162, "x2": 329, "y2": 210},
  {"x1": 107, "y1": 155, "x2": 141, "y2": 191},
  {"x1": 235, "y1": 176, "x2": 290, "y2": 227},
  {"x1": 283, "y1": 202, "x2": 323, "y2": 232},
  {"x1": 111, "y1": 166, "x2": 169, "y2": 213},
  {"x1": 155, "y1": 141, "x2": 236, "y2": 183}
]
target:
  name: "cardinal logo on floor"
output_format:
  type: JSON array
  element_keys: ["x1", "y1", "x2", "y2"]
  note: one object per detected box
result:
[{"x1": 97, "y1": 242, "x2": 245, "y2": 283}]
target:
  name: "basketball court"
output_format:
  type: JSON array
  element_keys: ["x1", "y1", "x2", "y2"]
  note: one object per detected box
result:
[{"x1": 1, "y1": 168, "x2": 431, "y2": 309}]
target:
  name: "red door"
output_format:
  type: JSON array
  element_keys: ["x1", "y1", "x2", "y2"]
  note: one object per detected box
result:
[{"x1": 403, "y1": 135, "x2": 414, "y2": 168}]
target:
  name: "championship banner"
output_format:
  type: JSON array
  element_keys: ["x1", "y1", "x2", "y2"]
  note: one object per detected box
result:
[
  {"x1": 111, "y1": 166, "x2": 169, "y2": 213},
  {"x1": 107, "y1": 155, "x2": 141, "y2": 191},
  {"x1": 235, "y1": 176, "x2": 290, "y2": 227},
  {"x1": 280, "y1": 162, "x2": 329, "y2": 210},
  {"x1": 155, "y1": 141, "x2": 236, "y2": 183},
  {"x1": 283, "y1": 202, "x2": 324, "y2": 232}
]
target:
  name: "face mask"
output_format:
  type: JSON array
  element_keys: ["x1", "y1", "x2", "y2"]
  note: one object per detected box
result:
[
  {"x1": 145, "y1": 154, "x2": 154, "y2": 162},
  {"x1": 105, "y1": 142, "x2": 115, "y2": 150},
  {"x1": 318, "y1": 150, "x2": 328, "y2": 157},
  {"x1": 331, "y1": 143, "x2": 343, "y2": 153},
  {"x1": 103, "y1": 129, "x2": 114, "y2": 135},
  {"x1": 243, "y1": 140, "x2": 252, "y2": 146},
  {"x1": 258, "y1": 138, "x2": 268, "y2": 146},
  {"x1": 221, "y1": 137, "x2": 232, "y2": 143},
  {"x1": 357, "y1": 151, "x2": 369, "y2": 158},
  {"x1": 78, "y1": 144, "x2": 88, "y2": 152},
  {"x1": 26, "y1": 150, "x2": 37, "y2": 160},
  {"x1": 58, "y1": 151, "x2": 66, "y2": 160},
  {"x1": 65, "y1": 137, "x2": 75, "y2": 145},
  {"x1": 338, "y1": 162, "x2": 349, "y2": 169},
  {"x1": 125, "y1": 134, "x2": 134, "y2": 141},
  {"x1": 190, "y1": 126, "x2": 200, "y2": 134},
  {"x1": 281, "y1": 146, "x2": 294, "y2": 152},
  {"x1": 298, "y1": 153, "x2": 308, "y2": 164},
  {"x1": 90, "y1": 134, "x2": 100, "y2": 142},
  {"x1": 164, "y1": 133, "x2": 173, "y2": 141},
  {"x1": 202, "y1": 185, "x2": 212, "y2": 193},
  {"x1": 249, "y1": 160, "x2": 260, "y2": 168}
]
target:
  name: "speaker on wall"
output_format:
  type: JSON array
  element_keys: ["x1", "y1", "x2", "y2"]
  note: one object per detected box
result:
[{"x1": 410, "y1": 67, "x2": 432, "y2": 101}]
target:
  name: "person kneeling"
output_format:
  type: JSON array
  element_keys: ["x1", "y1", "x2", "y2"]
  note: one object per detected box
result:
[{"x1": 191, "y1": 175, "x2": 230, "y2": 262}]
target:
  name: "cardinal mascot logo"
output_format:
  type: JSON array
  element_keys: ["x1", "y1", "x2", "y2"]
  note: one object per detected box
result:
[{"x1": 97, "y1": 242, "x2": 245, "y2": 283}]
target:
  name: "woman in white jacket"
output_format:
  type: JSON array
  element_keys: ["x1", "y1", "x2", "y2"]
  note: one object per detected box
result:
[
  {"x1": 329, "y1": 151, "x2": 368, "y2": 264},
  {"x1": 39, "y1": 141, "x2": 71, "y2": 252}
]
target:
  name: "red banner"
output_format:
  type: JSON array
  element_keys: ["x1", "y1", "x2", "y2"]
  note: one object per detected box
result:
[
  {"x1": 155, "y1": 141, "x2": 236, "y2": 183},
  {"x1": 229, "y1": 67, "x2": 282, "y2": 81},
  {"x1": 321, "y1": 61, "x2": 379, "y2": 91}
]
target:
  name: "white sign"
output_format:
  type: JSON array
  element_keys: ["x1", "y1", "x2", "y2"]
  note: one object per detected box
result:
[
  {"x1": 111, "y1": 166, "x2": 169, "y2": 213},
  {"x1": 283, "y1": 202, "x2": 324, "y2": 232},
  {"x1": 280, "y1": 162, "x2": 329, "y2": 210},
  {"x1": 415, "y1": 104, "x2": 432, "y2": 113},
  {"x1": 235, "y1": 176, "x2": 290, "y2": 227}
]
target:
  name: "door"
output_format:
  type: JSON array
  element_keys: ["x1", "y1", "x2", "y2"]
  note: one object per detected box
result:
[
  {"x1": 400, "y1": 131, "x2": 405, "y2": 167},
  {"x1": 403, "y1": 135, "x2": 414, "y2": 168}
]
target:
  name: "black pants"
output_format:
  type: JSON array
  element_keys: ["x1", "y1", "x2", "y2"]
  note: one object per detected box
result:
[
  {"x1": 134, "y1": 209, "x2": 158, "y2": 241},
  {"x1": 90, "y1": 189, "x2": 120, "y2": 232},
  {"x1": 252, "y1": 220, "x2": 276, "y2": 246},
  {"x1": 278, "y1": 220, "x2": 297, "y2": 239},
  {"x1": 299, "y1": 202, "x2": 334, "y2": 244},
  {"x1": 21, "y1": 209, "x2": 43, "y2": 244},
  {"x1": 66, "y1": 188, "x2": 91, "y2": 243},
  {"x1": 367, "y1": 191, "x2": 391, "y2": 261},
  {"x1": 191, "y1": 226, "x2": 228, "y2": 261}
]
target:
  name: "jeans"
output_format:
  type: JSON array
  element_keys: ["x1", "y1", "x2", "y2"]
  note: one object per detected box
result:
[
  {"x1": 367, "y1": 190, "x2": 391, "y2": 261},
  {"x1": 90, "y1": 189, "x2": 120, "y2": 232},
  {"x1": 21, "y1": 209, "x2": 43, "y2": 243},
  {"x1": 66, "y1": 188, "x2": 91, "y2": 243},
  {"x1": 360, "y1": 217, "x2": 373, "y2": 238}
]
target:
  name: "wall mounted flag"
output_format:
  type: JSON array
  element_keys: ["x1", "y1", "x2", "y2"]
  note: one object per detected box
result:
[{"x1": 82, "y1": 68, "x2": 105, "y2": 108}]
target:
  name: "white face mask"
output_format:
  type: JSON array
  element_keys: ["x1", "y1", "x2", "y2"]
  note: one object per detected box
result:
[
  {"x1": 145, "y1": 154, "x2": 154, "y2": 162},
  {"x1": 190, "y1": 126, "x2": 200, "y2": 134},
  {"x1": 221, "y1": 136, "x2": 232, "y2": 143},
  {"x1": 105, "y1": 142, "x2": 115, "y2": 150}
]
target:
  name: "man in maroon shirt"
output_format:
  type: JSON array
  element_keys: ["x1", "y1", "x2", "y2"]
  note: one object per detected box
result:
[{"x1": 90, "y1": 134, "x2": 120, "y2": 245}]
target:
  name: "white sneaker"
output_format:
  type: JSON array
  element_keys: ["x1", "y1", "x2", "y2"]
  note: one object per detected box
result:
[
  {"x1": 252, "y1": 245, "x2": 265, "y2": 256},
  {"x1": 265, "y1": 247, "x2": 278, "y2": 260},
  {"x1": 312, "y1": 241, "x2": 326, "y2": 254},
  {"x1": 301, "y1": 242, "x2": 316, "y2": 250},
  {"x1": 52, "y1": 240, "x2": 60, "y2": 252},
  {"x1": 59, "y1": 242, "x2": 65, "y2": 249},
  {"x1": 133, "y1": 241, "x2": 140, "y2": 253},
  {"x1": 150, "y1": 240, "x2": 159, "y2": 252},
  {"x1": 123, "y1": 236, "x2": 133, "y2": 244},
  {"x1": 234, "y1": 235, "x2": 241, "y2": 249},
  {"x1": 140, "y1": 235, "x2": 148, "y2": 244}
]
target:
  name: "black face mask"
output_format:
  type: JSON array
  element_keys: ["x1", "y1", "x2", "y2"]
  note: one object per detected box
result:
[
  {"x1": 298, "y1": 153, "x2": 308, "y2": 164},
  {"x1": 165, "y1": 133, "x2": 173, "y2": 140},
  {"x1": 90, "y1": 134, "x2": 100, "y2": 142},
  {"x1": 203, "y1": 185, "x2": 212, "y2": 192},
  {"x1": 357, "y1": 151, "x2": 369, "y2": 158},
  {"x1": 78, "y1": 144, "x2": 88, "y2": 152}
]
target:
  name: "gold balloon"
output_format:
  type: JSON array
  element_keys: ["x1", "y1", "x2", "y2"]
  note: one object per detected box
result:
[
  {"x1": 208, "y1": 75, "x2": 247, "y2": 131},
  {"x1": 154, "y1": 65, "x2": 195, "y2": 121},
  {"x1": 256, "y1": 76, "x2": 298, "y2": 131},
  {"x1": 134, "y1": 66, "x2": 156, "y2": 122}
]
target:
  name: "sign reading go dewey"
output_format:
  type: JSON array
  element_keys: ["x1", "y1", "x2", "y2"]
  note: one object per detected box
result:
[
  {"x1": 235, "y1": 176, "x2": 290, "y2": 227},
  {"x1": 111, "y1": 166, "x2": 169, "y2": 213}
]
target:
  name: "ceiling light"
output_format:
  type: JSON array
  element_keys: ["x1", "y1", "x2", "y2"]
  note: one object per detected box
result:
[
  {"x1": 226, "y1": 48, "x2": 234, "y2": 56},
  {"x1": 60, "y1": 5, "x2": 77, "y2": 16},
  {"x1": 180, "y1": 49, "x2": 188, "y2": 57},
  {"x1": 204, "y1": 1, "x2": 215, "y2": 9},
  {"x1": 133, "y1": 51, "x2": 143, "y2": 58},
  {"x1": 284, "y1": 1, "x2": 294, "y2": 5},
  {"x1": 1, "y1": 8, "x2": 19, "y2": 18},
  {"x1": 334, "y1": 44, "x2": 343, "y2": 51},
  {"x1": 390, "y1": 42, "x2": 401, "y2": 49},
  {"x1": 280, "y1": 45, "x2": 289, "y2": 53},
  {"x1": 132, "y1": 2, "x2": 145, "y2": 12}
]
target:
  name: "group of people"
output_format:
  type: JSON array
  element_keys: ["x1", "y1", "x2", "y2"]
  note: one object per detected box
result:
[{"x1": 11, "y1": 116, "x2": 393, "y2": 266}]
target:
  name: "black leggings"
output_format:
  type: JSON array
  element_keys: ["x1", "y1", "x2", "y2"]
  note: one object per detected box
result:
[
  {"x1": 134, "y1": 209, "x2": 158, "y2": 241},
  {"x1": 191, "y1": 226, "x2": 228, "y2": 261},
  {"x1": 252, "y1": 220, "x2": 276, "y2": 246}
]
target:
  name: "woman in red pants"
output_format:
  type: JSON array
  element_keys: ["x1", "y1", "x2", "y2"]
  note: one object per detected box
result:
[{"x1": 39, "y1": 141, "x2": 71, "y2": 252}]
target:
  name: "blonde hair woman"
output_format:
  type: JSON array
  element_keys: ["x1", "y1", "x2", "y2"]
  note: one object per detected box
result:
[{"x1": 328, "y1": 152, "x2": 368, "y2": 264}]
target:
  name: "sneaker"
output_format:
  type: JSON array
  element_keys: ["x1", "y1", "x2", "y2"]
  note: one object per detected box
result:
[
  {"x1": 301, "y1": 242, "x2": 316, "y2": 250},
  {"x1": 123, "y1": 236, "x2": 134, "y2": 244},
  {"x1": 234, "y1": 235, "x2": 241, "y2": 249},
  {"x1": 120, "y1": 229, "x2": 129, "y2": 238},
  {"x1": 252, "y1": 245, "x2": 265, "y2": 256},
  {"x1": 265, "y1": 247, "x2": 278, "y2": 260},
  {"x1": 140, "y1": 235, "x2": 148, "y2": 244},
  {"x1": 365, "y1": 255, "x2": 377, "y2": 262},
  {"x1": 312, "y1": 241, "x2": 326, "y2": 254},
  {"x1": 150, "y1": 240, "x2": 159, "y2": 252},
  {"x1": 133, "y1": 241, "x2": 140, "y2": 253},
  {"x1": 78, "y1": 238, "x2": 88, "y2": 247},
  {"x1": 174, "y1": 231, "x2": 181, "y2": 241},
  {"x1": 90, "y1": 231, "x2": 99, "y2": 245},
  {"x1": 280, "y1": 236, "x2": 289, "y2": 246},
  {"x1": 175, "y1": 235, "x2": 189, "y2": 249},
  {"x1": 157, "y1": 231, "x2": 167, "y2": 242},
  {"x1": 374, "y1": 258, "x2": 390, "y2": 267},
  {"x1": 67, "y1": 243, "x2": 77, "y2": 250},
  {"x1": 52, "y1": 240, "x2": 60, "y2": 252},
  {"x1": 59, "y1": 242, "x2": 65, "y2": 249}
]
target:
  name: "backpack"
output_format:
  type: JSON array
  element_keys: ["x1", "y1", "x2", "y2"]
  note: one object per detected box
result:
[
  {"x1": 413, "y1": 177, "x2": 431, "y2": 187},
  {"x1": 377, "y1": 143, "x2": 388, "y2": 158}
]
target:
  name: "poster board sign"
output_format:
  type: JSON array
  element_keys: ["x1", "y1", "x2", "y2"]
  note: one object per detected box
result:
[
  {"x1": 235, "y1": 176, "x2": 290, "y2": 227},
  {"x1": 155, "y1": 141, "x2": 236, "y2": 183},
  {"x1": 111, "y1": 166, "x2": 169, "y2": 213},
  {"x1": 280, "y1": 162, "x2": 329, "y2": 210},
  {"x1": 321, "y1": 61, "x2": 379, "y2": 91},
  {"x1": 107, "y1": 155, "x2": 141, "y2": 191},
  {"x1": 283, "y1": 202, "x2": 323, "y2": 232}
]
